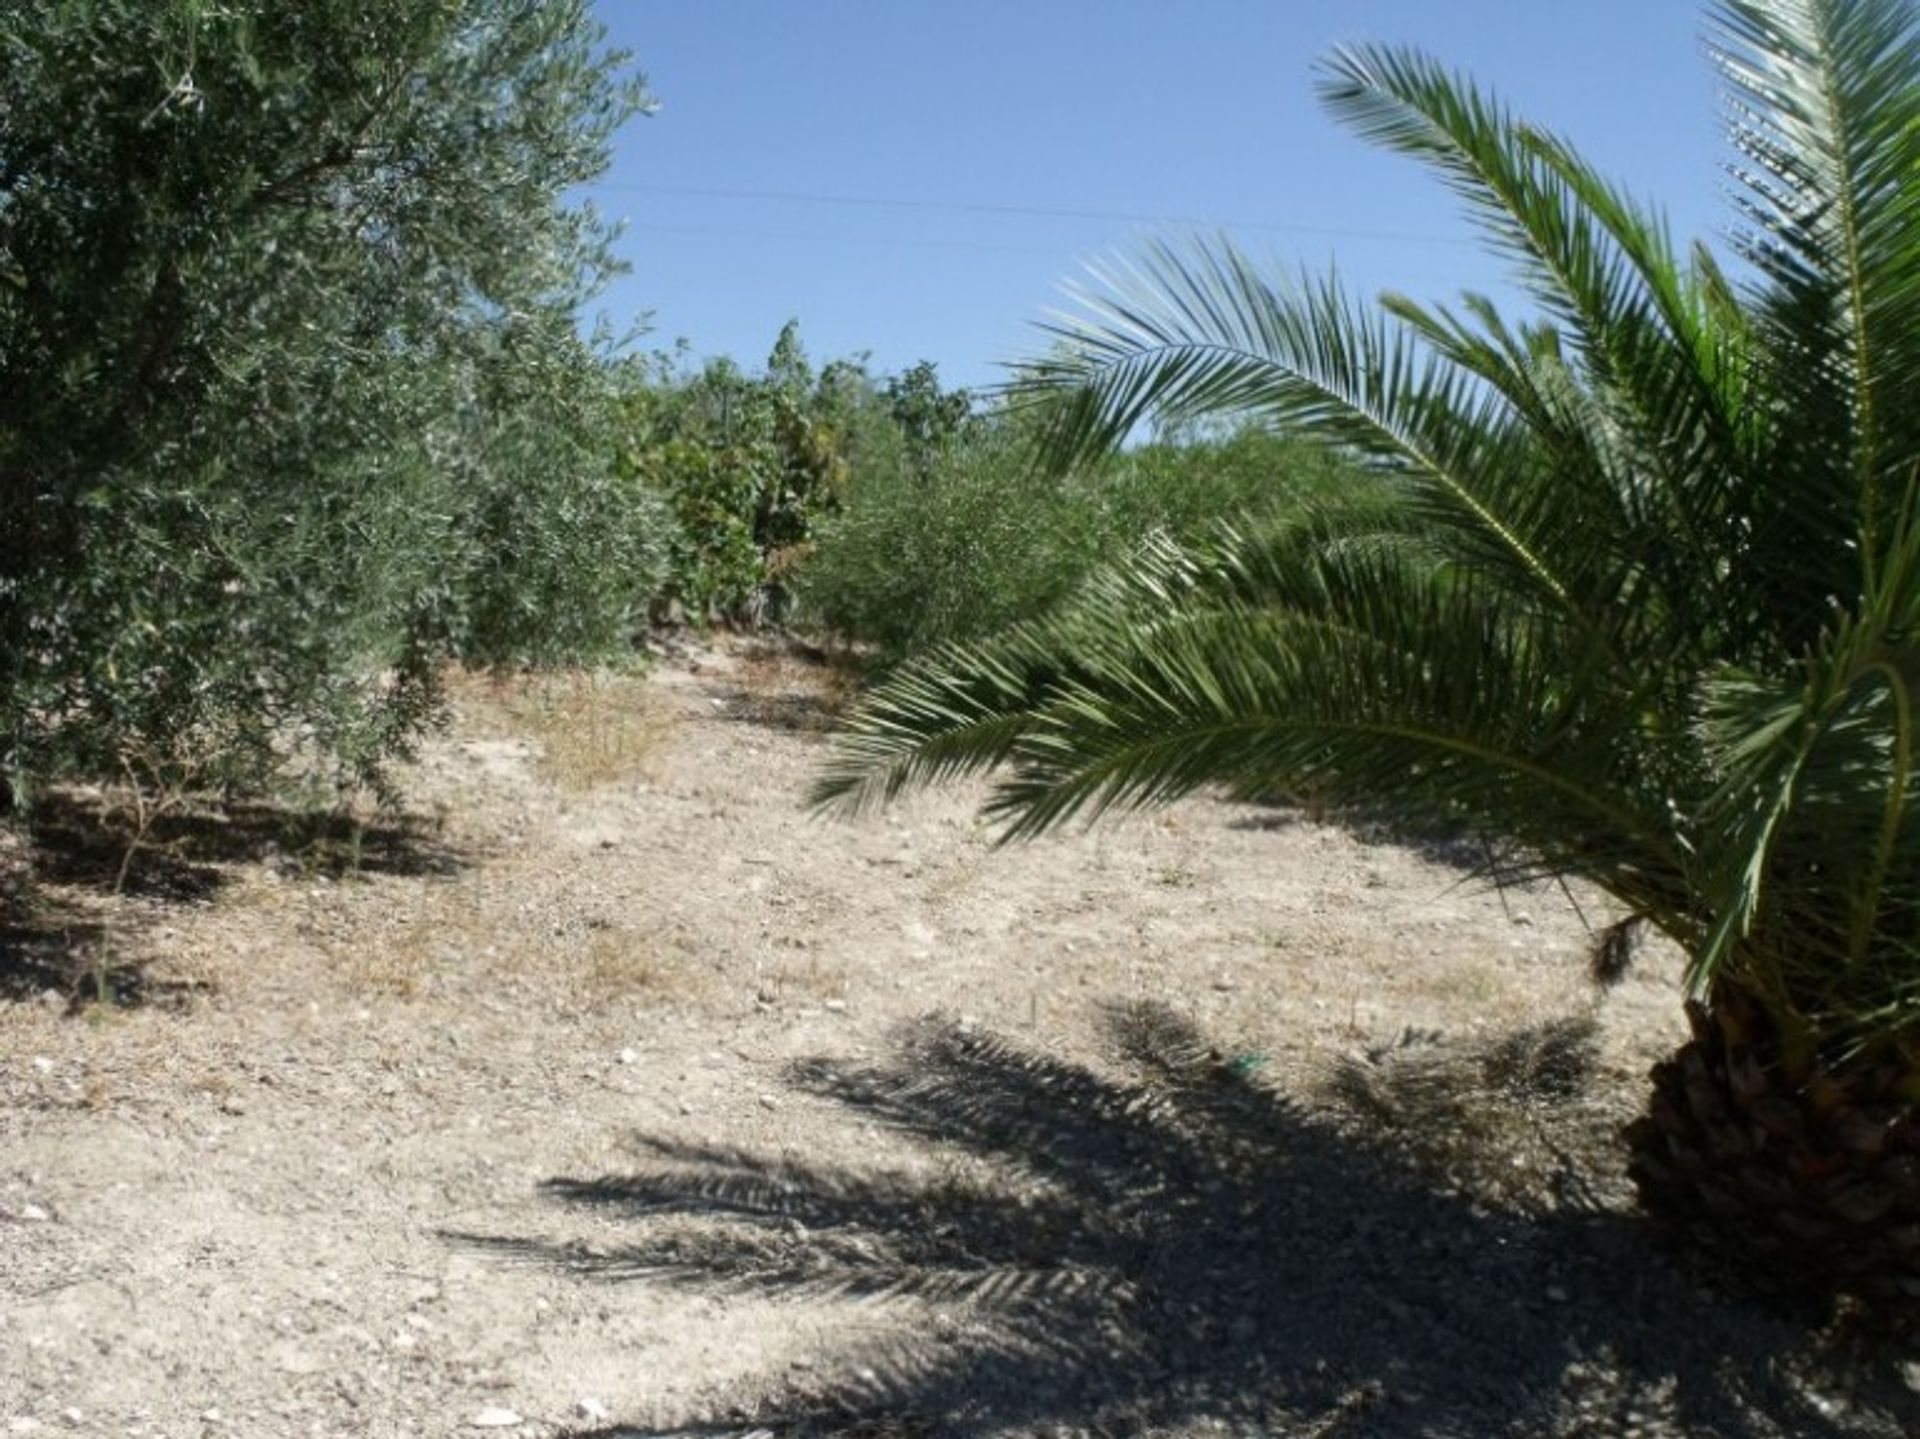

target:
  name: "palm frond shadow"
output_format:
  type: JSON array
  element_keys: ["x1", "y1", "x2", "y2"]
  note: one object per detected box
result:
[{"x1": 456, "y1": 1004, "x2": 1916, "y2": 1438}]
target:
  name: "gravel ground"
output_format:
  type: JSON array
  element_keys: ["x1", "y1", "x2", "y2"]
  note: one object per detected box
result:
[{"x1": 2, "y1": 637, "x2": 1917, "y2": 1438}]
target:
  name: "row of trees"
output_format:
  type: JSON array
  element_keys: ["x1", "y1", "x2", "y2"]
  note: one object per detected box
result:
[{"x1": 0, "y1": 2, "x2": 1006, "y2": 813}]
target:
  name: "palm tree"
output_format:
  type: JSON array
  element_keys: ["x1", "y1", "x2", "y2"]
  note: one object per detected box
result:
[{"x1": 813, "y1": 0, "x2": 1920, "y2": 1320}]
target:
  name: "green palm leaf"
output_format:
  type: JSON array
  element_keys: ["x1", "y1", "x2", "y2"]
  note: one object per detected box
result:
[{"x1": 821, "y1": 0, "x2": 1920, "y2": 1060}]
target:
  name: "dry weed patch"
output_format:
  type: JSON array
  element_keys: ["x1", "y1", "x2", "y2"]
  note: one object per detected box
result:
[
  {"x1": 457, "y1": 669, "x2": 673, "y2": 792},
  {"x1": 582, "y1": 924, "x2": 685, "y2": 997}
]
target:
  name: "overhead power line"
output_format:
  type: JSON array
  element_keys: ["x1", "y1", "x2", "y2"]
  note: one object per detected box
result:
[{"x1": 593, "y1": 181, "x2": 1478, "y2": 247}]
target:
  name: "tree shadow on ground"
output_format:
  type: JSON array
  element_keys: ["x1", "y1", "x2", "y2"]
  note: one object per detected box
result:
[
  {"x1": 4, "y1": 793, "x2": 465, "y2": 1008},
  {"x1": 456, "y1": 1004, "x2": 1918, "y2": 1438},
  {"x1": 25, "y1": 791, "x2": 465, "y2": 902}
]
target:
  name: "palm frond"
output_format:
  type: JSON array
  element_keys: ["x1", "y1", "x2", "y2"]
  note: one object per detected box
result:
[
  {"x1": 1712, "y1": 0, "x2": 1920, "y2": 565},
  {"x1": 817, "y1": 0, "x2": 1920, "y2": 1057}
]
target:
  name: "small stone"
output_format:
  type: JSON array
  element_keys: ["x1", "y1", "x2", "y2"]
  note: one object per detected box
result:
[
  {"x1": 757, "y1": 1093, "x2": 779, "y2": 1111},
  {"x1": 10, "y1": 1418, "x2": 43, "y2": 1434},
  {"x1": 19, "y1": 1204, "x2": 49, "y2": 1222},
  {"x1": 468, "y1": 1408, "x2": 522, "y2": 1429},
  {"x1": 36, "y1": 989, "x2": 63, "y2": 1010},
  {"x1": 1546, "y1": 1285, "x2": 1569, "y2": 1303},
  {"x1": 59, "y1": 1412, "x2": 82, "y2": 1428},
  {"x1": 576, "y1": 1398, "x2": 610, "y2": 1422},
  {"x1": 617, "y1": 1048, "x2": 639, "y2": 1066},
  {"x1": 676, "y1": 1100, "x2": 693, "y2": 1115},
  {"x1": 201, "y1": 1408, "x2": 222, "y2": 1424},
  {"x1": 220, "y1": 1097, "x2": 246, "y2": 1116},
  {"x1": 1512, "y1": 913, "x2": 1534, "y2": 927},
  {"x1": 1212, "y1": 977, "x2": 1238, "y2": 993},
  {"x1": 822, "y1": 999, "x2": 847, "y2": 1014},
  {"x1": 30, "y1": 1057, "x2": 53, "y2": 1075}
]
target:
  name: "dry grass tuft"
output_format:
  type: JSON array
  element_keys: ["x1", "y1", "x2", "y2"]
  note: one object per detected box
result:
[
  {"x1": 460, "y1": 670, "x2": 673, "y2": 792},
  {"x1": 725, "y1": 641, "x2": 864, "y2": 733},
  {"x1": 581, "y1": 924, "x2": 684, "y2": 997}
]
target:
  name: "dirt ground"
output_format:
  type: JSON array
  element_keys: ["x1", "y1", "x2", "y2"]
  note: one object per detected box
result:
[{"x1": 3, "y1": 637, "x2": 1918, "y2": 1439}]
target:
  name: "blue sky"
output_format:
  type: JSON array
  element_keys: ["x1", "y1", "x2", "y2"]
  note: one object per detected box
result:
[{"x1": 587, "y1": 2, "x2": 1726, "y2": 390}]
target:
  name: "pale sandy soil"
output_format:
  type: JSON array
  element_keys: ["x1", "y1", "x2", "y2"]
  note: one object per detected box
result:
[{"x1": 2, "y1": 638, "x2": 1916, "y2": 1439}]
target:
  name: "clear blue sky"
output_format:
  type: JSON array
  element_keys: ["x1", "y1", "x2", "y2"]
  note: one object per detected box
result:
[{"x1": 587, "y1": 2, "x2": 1724, "y2": 390}]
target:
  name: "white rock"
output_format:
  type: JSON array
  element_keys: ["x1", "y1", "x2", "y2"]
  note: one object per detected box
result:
[
  {"x1": 757, "y1": 1093, "x2": 779, "y2": 1111},
  {"x1": 19, "y1": 1204, "x2": 49, "y2": 1222},
  {"x1": 576, "y1": 1398, "x2": 611, "y2": 1422},
  {"x1": 822, "y1": 999, "x2": 848, "y2": 1014},
  {"x1": 617, "y1": 1048, "x2": 639, "y2": 1066},
  {"x1": 469, "y1": 1408, "x2": 522, "y2": 1429},
  {"x1": 29, "y1": 1057, "x2": 53, "y2": 1075}
]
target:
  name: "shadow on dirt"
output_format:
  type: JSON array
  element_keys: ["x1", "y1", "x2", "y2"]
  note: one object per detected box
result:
[
  {"x1": 453, "y1": 1003, "x2": 1917, "y2": 1438},
  {"x1": 3, "y1": 793, "x2": 466, "y2": 1007},
  {"x1": 25, "y1": 792, "x2": 465, "y2": 902}
]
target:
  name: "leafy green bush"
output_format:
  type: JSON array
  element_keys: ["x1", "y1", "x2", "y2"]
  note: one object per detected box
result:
[
  {"x1": 452, "y1": 325, "x2": 676, "y2": 670},
  {"x1": 0, "y1": 0, "x2": 655, "y2": 809},
  {"x1": 795, "y1": 419, "x2": 1365, "y2": 662},
  {"x1": 617, "y1": 325, "x2": 914, "y2": 625}
]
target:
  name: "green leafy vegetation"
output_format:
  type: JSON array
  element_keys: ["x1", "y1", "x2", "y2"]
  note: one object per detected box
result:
[
  {"x1": 615, "y1": 323, "x2": 896, "y2": 626},
  {"x1": 798, "y1": 418, "x2": 1363, "y2": 663},
  {"x1": 0, "y1": 0, "x2": 654, "y2": 808},
  {"x1": 818, "y1": 0, "x2": 1920, "y2": 1321}
]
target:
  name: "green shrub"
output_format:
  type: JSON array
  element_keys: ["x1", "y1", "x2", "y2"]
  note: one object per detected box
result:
[
  {"x1": 617, "y1": 327, "x2": 916, "y2": 625},
  {"x1": 795, "y1": 420, "x2": 1366, "y2": 662},
  {"x1": 0, "y1": 0, "x2": 655, "y2": 809},
  {"x1": 452, "y1": 326, "x2": 676, "y2": 670}
]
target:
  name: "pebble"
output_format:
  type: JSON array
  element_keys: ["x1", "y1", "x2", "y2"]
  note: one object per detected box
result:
[
  {"x1": 576, "y1": 1398, "x2": 610, "y2": 1422},
  {"x1": 757, "y1": 1093, "x2": 780, "y2": 1111},
  {"x1": 30, "y1": 1057, "x2": 54, "y2": 1075},
  {"x1": 617, "y1": 1048, "x2": 639, "y2": 1066},
  {"x1": 19, "y1": 1204, "x2": 49, "y2": 1222},
  {"x1": 822, "y1": 999, "x2": 847, "y2": 1014},
  {"x1": 468, "y1": 1408, "x2": 522, "y2": 1429}
]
